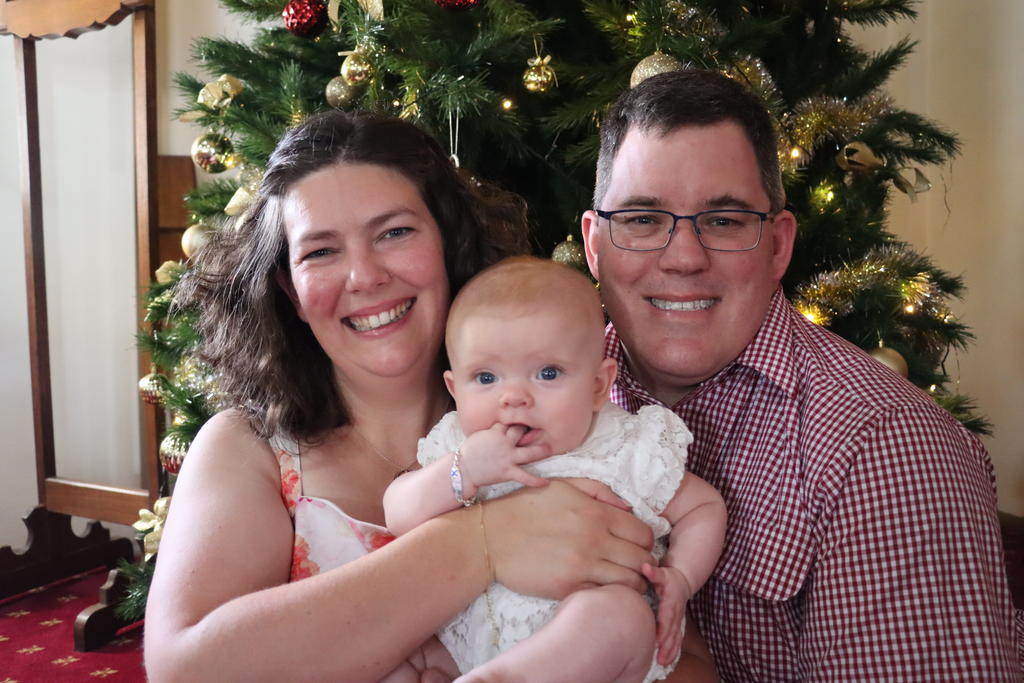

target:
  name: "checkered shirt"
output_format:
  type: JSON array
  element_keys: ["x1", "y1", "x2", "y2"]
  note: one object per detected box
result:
[{"x1": 607, "y1": 289, "x2": 1023, "y2": 681}]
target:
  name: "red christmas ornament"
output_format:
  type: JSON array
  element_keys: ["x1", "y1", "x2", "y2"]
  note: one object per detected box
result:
[
  {"x1": 282, "y1": 0, "x2": 328, "y2": 38},
  {"x1": 433, "y1": 0, "x2": 480, "y2": 9}
]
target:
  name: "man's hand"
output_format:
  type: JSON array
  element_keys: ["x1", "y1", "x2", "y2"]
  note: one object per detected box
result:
[
  {"x1": 642, "y1": 563, "x2": 692, "y2": 666},
  {"x1": 459, "y1": 423, "x2": 551, "y2": 496}
]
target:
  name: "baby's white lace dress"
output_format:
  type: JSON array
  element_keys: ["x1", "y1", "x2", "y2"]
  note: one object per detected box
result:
[{"x1": 417, "y1": 403, "x2": 693, "y2": 682}]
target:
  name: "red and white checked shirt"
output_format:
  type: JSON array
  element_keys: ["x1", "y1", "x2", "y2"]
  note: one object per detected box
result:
[{"x1": 607, "y1": 289, "x2": 1023, "y2": 680}]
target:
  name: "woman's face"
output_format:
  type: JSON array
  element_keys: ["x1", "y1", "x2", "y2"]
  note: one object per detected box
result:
[{"x1": 280, "y1": 162, "x2": 450, "y2": 389}]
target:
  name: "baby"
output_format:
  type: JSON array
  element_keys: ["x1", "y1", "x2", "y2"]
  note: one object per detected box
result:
[{"x1": 384, "y1": 256, "x2": 726, "y2": 683}]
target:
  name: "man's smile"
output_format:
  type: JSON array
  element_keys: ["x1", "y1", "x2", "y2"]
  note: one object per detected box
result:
[{"x1": 648, "y1": 297, "x2": 718, "y2": 311}]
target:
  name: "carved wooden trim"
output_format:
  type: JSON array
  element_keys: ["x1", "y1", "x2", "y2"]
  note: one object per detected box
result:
[
  {"x1": 0, "y1": 507, "x2": 134, "y2": 600},
  {"x1": 0, "y1": 0, "x2": 153, "y2": 40}
]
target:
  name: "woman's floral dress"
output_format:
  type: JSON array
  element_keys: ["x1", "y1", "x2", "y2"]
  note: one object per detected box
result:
[{"x1": 272, "y1": 432, "x2": 396, "y2": 581}]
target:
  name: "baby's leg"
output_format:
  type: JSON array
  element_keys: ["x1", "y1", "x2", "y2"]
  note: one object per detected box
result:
[
  {"x1": 457, "y1": 584, "x2": 655, "y2": 683},
  {"x1": 380, "y1": 636, "x2": 460, "y2": 683}
]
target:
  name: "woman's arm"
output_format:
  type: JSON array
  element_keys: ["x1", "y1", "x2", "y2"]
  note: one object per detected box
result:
[{"x1": 144, "y1": 412, "x2": 654, "y2": 682}]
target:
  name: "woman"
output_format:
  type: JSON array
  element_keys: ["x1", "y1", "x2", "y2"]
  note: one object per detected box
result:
[{"x1": 143, "y1": 110, "x2": 661, "y2": 681}]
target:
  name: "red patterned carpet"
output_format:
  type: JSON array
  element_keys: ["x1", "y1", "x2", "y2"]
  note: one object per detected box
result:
[{"x1": 0, "y1": 569, "x2": 144, "y2": 682}]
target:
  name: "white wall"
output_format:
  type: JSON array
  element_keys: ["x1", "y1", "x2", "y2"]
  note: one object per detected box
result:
[
  {"x1": 0, "y1": 2, "x2": 254, "y2": 548},
  {"x1": 0, "y1": 24, "x2": 139, "y2": 547},
  {"x1": 851, "y1": 0, "x2": 1024, "y2": 514},
  {"x1": 2, "y1": 2, "x2": 1021, "y2": 550}
]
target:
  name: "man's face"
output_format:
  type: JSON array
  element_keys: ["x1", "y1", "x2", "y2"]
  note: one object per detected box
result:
[{"x1": 581, "y1": 122, "x2": 795, "y2": 405}]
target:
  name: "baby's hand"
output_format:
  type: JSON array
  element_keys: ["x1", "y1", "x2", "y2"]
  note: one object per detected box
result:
[
  {"x1": 641, "y1": 563, "x2": 692, "y2": 667},
  {"x1": 459, "y1": 424, "x2": 551, "y2": 493}
]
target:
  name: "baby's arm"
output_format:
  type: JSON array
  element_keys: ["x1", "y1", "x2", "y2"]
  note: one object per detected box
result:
[
  {"x1": 643, "y1": 474, "x2": 726, "y2": 666},
  {"x1": 383, "y1": 423, "x2": 551, "y2": 536}
]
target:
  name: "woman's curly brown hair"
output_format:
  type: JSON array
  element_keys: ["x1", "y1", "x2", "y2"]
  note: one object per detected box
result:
[{"x1": 175, "y1": 110, "x2": 529, "y2": 442}]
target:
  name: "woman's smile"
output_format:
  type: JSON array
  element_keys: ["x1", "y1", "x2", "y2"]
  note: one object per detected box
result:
[{"x1": 344, "y1": 298, "x2": 415, "y2": 332}]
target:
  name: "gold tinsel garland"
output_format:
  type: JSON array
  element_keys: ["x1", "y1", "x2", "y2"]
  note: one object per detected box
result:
[
  {"x1": 779, "y1": 94, "x2": 893, "y2": 168},
  {"x1": 793, "y1": 246, "x2": 954, "y2": 360}
]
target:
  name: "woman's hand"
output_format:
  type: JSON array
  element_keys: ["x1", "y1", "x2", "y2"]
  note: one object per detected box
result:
[{"x1": 482, "y1": 479, "x2": 654, "y2": 599}]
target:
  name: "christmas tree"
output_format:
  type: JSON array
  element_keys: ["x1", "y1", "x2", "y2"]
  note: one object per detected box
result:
[{"x1": 125, "y1": 0, "x2": 987, "y2": 622}]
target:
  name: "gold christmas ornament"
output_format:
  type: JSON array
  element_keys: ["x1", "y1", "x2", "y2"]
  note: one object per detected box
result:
[
  {"x1": 836, "y1": 141, "x2": 883, "y2": 173},
  {"x1": 138, "y1": 372, "x2": 164, "y2": 404},
  {"x1": 174, "y1": 354, "x2": 221, "y2": 403},
  {"x1": 868, "y1": 345, "x2": 909, "y2": 378},
  {"x1": 523, "y1": 54, "x2": 556, "y2": 93},
  {"x1": 224, "y1": 186, "x2": 254, "y2": 216},
  {"x1": 326, "y1": 74, "x2": 358, "y2": 108},
  {"x1": 723, "y1": 56, "x2": 775, "y2": 100},
  {"x1": 190, "y1": 133, "x2": 238, "y2": 174},
  {"x1": 630, "y1": 51, "x2": 684, "y2": 88},
  {"x1": 341, "y1": 51, "x2": 375, "y2": 86},
  {"x1": 159, "y1": 433, "x2": 190, "y2": 476},
  {"x1": 551, "y1": 235, "x2": 588, "y2": 274},
  {"x1": 181, "y1": 223, "x2": 214, "y2": 258}
]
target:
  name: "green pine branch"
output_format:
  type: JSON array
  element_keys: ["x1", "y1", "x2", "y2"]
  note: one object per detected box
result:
[{"x1": 836, "y1": 0, "x2": 918, "y2": 28}]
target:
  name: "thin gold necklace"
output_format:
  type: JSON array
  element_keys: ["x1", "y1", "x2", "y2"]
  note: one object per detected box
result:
[{"x1": 349, "y1": 426, "x2": 418, "y2": 478}]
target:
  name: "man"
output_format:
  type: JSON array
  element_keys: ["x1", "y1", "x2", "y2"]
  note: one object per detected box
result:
[{"x1": 581, "y1": 69, "x2": 1022, "y2": 680}]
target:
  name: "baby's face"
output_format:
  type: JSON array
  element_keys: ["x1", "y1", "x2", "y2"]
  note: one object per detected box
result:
[{"x1": 444, "y1": 307, "x2": 613, "y2": 455}]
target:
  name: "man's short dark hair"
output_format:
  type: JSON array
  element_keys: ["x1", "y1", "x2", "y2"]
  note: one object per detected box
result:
[{"x1": 595, "y1": 69, "x2": 785, "y2": 212}]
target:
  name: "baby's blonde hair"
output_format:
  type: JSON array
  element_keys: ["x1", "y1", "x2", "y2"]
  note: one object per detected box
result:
[{"x1": 445, "y1": 256, "x2": 605, "y2": 359}]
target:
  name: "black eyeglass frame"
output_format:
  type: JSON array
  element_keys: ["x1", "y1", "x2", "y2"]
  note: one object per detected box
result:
[{"x1": 594, "y1": 208, "x2": 775, "y2": 252}]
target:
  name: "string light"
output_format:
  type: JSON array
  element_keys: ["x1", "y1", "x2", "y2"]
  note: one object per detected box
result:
[
  {"x1": 625, "y1": 13, "x2": 636, "y2": 23},
  {"x1": 501, "y1": 98, "x2": 514, "y2": 110},
  {"x1": 796, "y1": 302, "x2": 829, "y2": 326},
  {"x1": 811, "y1": 183, "x2": 836, "y2": 212}
]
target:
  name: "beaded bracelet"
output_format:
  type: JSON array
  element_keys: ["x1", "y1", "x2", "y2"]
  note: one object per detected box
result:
[{"x1": 450, "y1": 450, "x2": 477, "y2": 507}]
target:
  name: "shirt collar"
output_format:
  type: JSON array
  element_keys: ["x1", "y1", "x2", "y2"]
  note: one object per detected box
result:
[
  {"x1": 605, "y1": 288, "x2": 798, "y2": 407},
  {"x1": 732, "y1": 288, "x2": 799, "y2": 399}
]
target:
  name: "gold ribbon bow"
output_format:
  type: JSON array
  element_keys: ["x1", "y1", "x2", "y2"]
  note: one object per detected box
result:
[
  {"x1": 892, "y1": 167, "x2": 932, "y2": 202},
  {"x1": 132, "y1": 496, "x2": 171, "y2": 561},
  {"x1": 836, "y1": 141, "x2": 884, "y2": 173},
  {"x1": 329, "y1": 0, "x2": 383, "y2": 24},
  {"x1": 195, "y1": 74, "x2": 245, "y2": 110}
]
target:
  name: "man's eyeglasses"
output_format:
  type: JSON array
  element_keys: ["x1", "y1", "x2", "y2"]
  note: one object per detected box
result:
[{"x1": 595, "y1": 208, "x2": 774, "y2": 252}]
